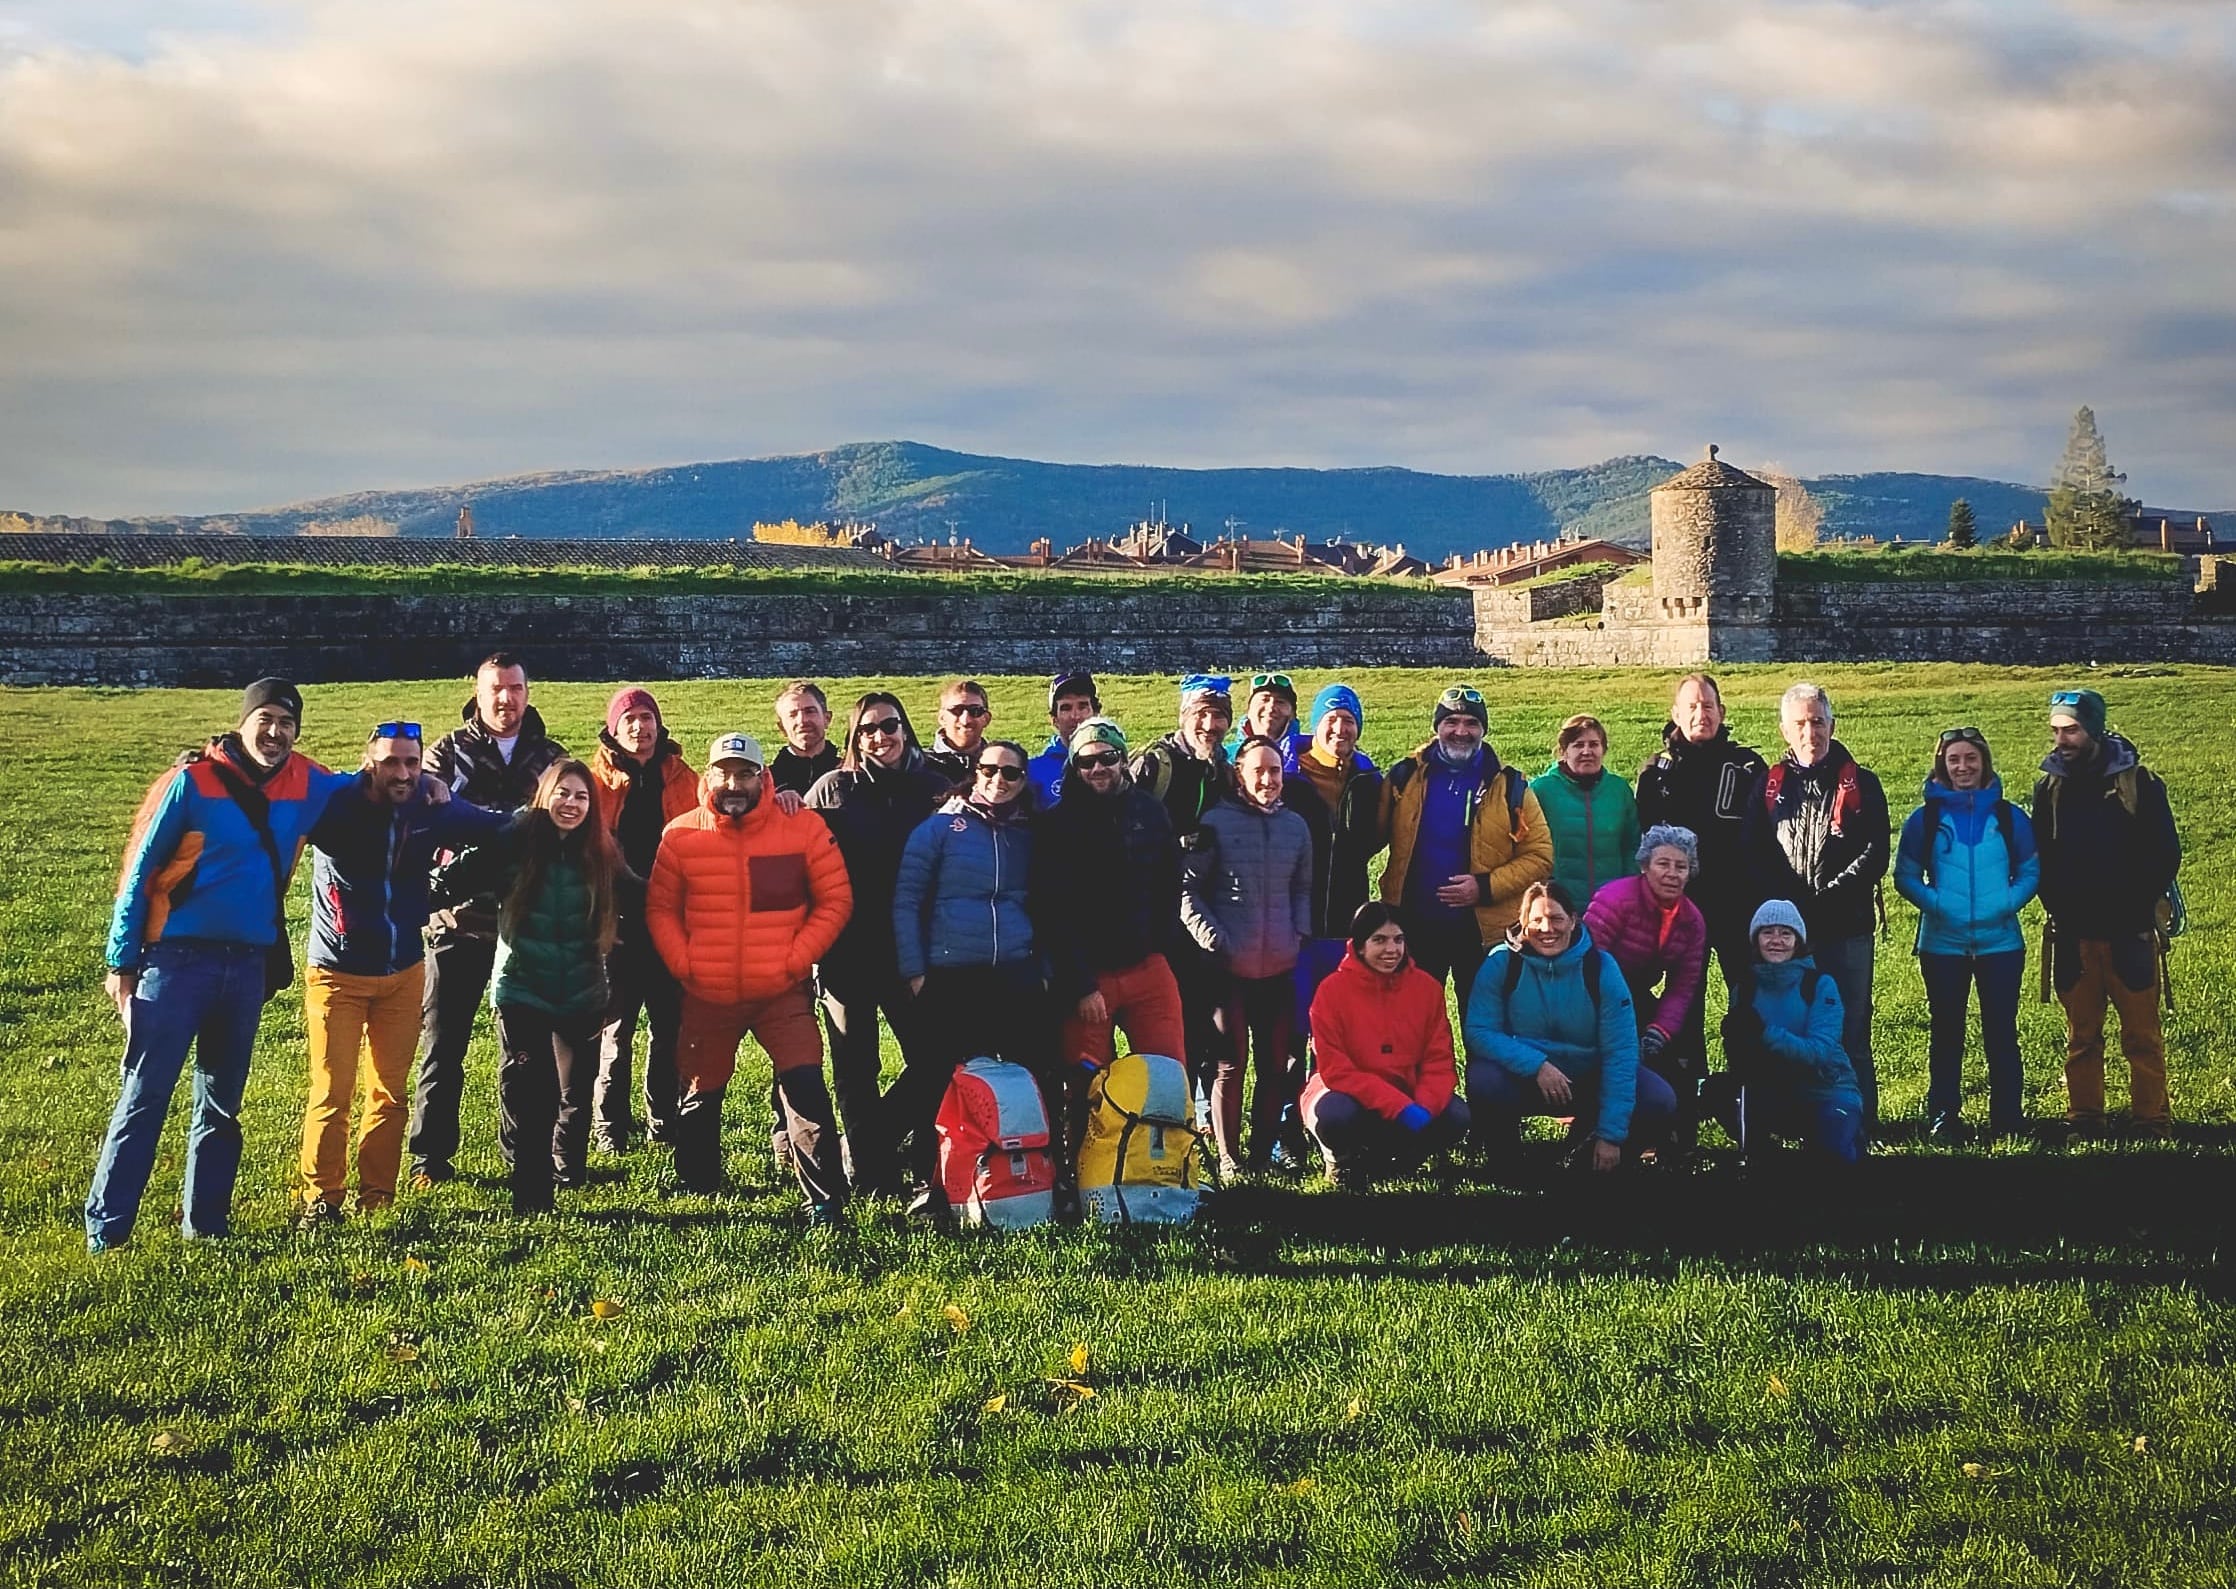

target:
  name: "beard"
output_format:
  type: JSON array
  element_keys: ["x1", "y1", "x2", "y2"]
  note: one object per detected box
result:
[{"x1": 714, "y1": 787, "x2": 761, "y2": 817}]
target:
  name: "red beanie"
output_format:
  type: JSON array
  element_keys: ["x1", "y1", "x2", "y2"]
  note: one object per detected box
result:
[{"x1": 606, "y1": 686, "x2": 660, "y2": 737}]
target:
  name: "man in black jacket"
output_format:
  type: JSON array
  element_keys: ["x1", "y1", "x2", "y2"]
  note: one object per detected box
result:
[
  {"x1": 804, "y1": 692, "x2": 953, "y2": 1193},
  {"x1": 408, "y1": 652, "x2": 568, "y2": 1185},
  {"x1": 770, "y1": 680, "x2": 841, "y2": 798},
  {"x1": 1635, "y1": 672, "x2": 1769, "y2": 1100},
  {"x1": 1034, "y1": 718, "x2": 1186, "y2": 1151},
  {"x1": 2032, "y1": 688, "x2": 2181, "y2": 1133},
  {"x1": 1750, "y1": 681, "x2": 1889, "y2": 1125},
  {"x1": 1129, "y1": 675, "x2": 1235, "y2": 1096}
]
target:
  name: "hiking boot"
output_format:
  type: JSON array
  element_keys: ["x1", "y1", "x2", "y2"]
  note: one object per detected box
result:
[
  {"x1": 295, "y1": 1198, "x2": 345, "y2": 1233},
  {"x1": 1926, "y1": 1112, "x2": 1966, "y2": 1146},
  {"x1": 2126, "y1": 1115, "x2": 2174, "y2": 1141},
  {"x1": 409, "y1": 1162, "x2": 454, "y2": 1189}
]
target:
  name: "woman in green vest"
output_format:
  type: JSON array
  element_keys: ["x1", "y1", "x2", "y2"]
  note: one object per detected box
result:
[{"x1": 1530, "y1": 714, "x2": 1642, "y2": 903}]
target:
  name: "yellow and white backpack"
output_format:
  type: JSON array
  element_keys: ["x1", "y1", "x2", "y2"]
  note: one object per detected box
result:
[{"x1": 1077, "y1": 1052, "x2": 1204, "y2": 1224}]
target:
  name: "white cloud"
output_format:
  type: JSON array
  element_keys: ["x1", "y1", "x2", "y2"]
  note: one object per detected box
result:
[{"x1": 0, "y1": 0, "x2": 2231, "y2": 513}]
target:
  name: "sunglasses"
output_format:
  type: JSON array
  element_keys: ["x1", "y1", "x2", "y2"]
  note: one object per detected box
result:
[
  {"x1": 858, "y1": 717, "x2": 904, "y2": 737},
  {"x1": 944, "y1": 702, "x2": 990, "y2": 719},
  {"x1": 1249, "y1": 673, "x2": 1294, "y2": 693},
  {"x1": 1439, "y1": 686, "x2": 1486, "y2": 708},
  {"x1": 2049, "y1": 690, "x2": 2087, "y2": 708},
  {"x1": 372, "y1": 721, "x2": 422, "y2": 740},
  {"x1": 1073, "y1": 751, "x2": 1123, "y2": 771},
  {"x1": 1938, "y1": 726, "x2": 1988, "y2": 748},
  {"x1": 975, "y1": 763, "x2": 1027, "y2": 783}
]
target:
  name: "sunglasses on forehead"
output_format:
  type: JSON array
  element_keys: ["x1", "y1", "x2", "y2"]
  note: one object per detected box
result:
[
  {"x1": 1938, "y1": 726, "x2": 1988, "y2": 748},
  {"x1": 1249, "y1": 673, "x2": 1294, "y2": 693},
  {"x1": 371, "y1": 721, "x2": 422, "y2": 741},
  {"x1": 2048, "y1": 690, "x2": 2088, "y2": 709},
  {"x1": 1439, "y1": 686, "x2": 1486, "y2": 708}
]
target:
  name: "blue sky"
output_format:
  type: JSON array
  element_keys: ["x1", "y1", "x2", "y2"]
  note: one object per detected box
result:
[{"x1": 2, "y1": 0, "x2": 2231, "y2": 515}]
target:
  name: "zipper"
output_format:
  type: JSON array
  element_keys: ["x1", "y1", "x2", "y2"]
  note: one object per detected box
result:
[
  {"x1": 989, "y1": 810, "x2": 1002, "y2": 962},
  {"x1": 734, "y1": 809, "x2": 749, "y2": 992}
]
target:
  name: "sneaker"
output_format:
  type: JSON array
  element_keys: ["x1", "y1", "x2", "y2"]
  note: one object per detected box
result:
[
  {"x1": 86, "y1": 1234, "x2": 129, "y2": 1256},
  {"x1": 409, "y1": 1162, "x2": 454, "y2": 1188},
  {"x1": 906, "y1": 1186, "x2": 951, "y2": 1223},
  {"x1": 295, "y1": 1198, "x2": 345, "y2": 1233},
  {"x1": 1926, "y1": 1112, "x2": 1966, "y2": 1146},
  {"x1": 592, "y1": 1129, "x2": 629, "y2": 1156},
  {"x1": 1216, "y1": 1155, "x2": 1244, "y2": 1184}
]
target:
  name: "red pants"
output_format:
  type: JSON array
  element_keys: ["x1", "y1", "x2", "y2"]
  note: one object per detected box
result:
[
  {"x1": 677, "y1": 984, "x2": 824, "y2": 1092},
  {"x1": 1057, "y1": 954, "x2": 1187, "y2": 1071}
]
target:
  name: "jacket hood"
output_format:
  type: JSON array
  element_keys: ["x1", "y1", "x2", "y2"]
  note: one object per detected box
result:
[
  {"x1": 2040, "y1": 731, "x2": 2139, "y2": 781},
  {"x1": 1751, "y1": 954, "x2": 1821, "y2": 991},
  {"x1": 1922, "y1": 773, "x2": 2006, "y2": 809},
  {"x1": 1336, "y1": 942, "x2": 1411, "y2": 991}
]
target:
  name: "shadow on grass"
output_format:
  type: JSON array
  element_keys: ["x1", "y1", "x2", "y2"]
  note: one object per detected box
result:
[{"x1": 1183, "y1": 1132, "x2": 2236, "y2": 1295}]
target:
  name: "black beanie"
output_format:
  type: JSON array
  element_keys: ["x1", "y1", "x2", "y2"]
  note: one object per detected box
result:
[{"x1": 240, "y1": 676, "x2": 303, "y2": 725}]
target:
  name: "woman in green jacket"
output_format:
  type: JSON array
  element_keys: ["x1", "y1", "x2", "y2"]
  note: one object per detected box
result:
[
  {"x1": 488, "y1": 759, "x2": 622, "y2": 1213},
  {"x1": 1530, "y1": 714, "x2": 1642, "y2": 903}
]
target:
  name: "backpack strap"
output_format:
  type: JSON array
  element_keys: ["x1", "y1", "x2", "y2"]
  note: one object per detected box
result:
[
  {"x1": 1801, "y1": 967, "x2": 1822, "y2": 1006},
  {"x1": 1503, "y1": 765, "x2": 1528, "y2": 840},
  {"x1": 1502, "y1": 949, "x2": 1524, "y2": 1000},
  {"x1": 1505, "y1": 946, "x2": 1603, "y2": 1016},
  {"x1": 203, "y1": 755, "x2": 294, "y2": 998},
  {"x1": 1993, "y1": 799, "x2": 2020, "y2": 885},
  {"x1": 1919, "y1": 800, "x2": 1945, "y2": 885}
]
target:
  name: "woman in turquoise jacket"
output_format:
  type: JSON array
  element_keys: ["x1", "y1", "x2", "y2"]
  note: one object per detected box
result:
[
  {"x1": 1711, "y1": 899, "x2": 1863, "y2": 1165},
  {"x1": 1892, "y1": 726, "x2": 2039, "y2": 1141},
  {"x1": 1462, "y1": 879, "x2": 1673, "y2": 1171},
  {"x1": 1529, "y1": 714, "x2": 1642, "y2": 903}
]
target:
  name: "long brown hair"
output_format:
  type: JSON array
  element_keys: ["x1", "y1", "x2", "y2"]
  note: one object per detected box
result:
[
  {"x1": 838, "y1": 691, "x2": 921, "y2": 773},
  {"x1": 505, "y1": 759, "x2": 621, "y2": 954}
]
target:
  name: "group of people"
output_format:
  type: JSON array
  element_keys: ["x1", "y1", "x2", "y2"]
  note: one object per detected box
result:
[{"x1": 86, "y1": 659, "x2": 2183, "y2": 1249}]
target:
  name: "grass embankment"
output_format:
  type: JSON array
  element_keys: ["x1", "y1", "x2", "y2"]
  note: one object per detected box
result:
[
  {"x1": 1778, "y1": 548, "x2": 2186, "y2": 583},
  {"x1": 2, "y1": 667, "x2": 2232, "y2": 1586},
  {"x1": 0, "y1": 559, "x2": 1448, "y2": 602}
]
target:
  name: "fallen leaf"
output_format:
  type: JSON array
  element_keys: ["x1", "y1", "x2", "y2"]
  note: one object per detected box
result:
[
  {"x1": 385, "y1": 1342, "x2": 420, "y2": 1363},
  {"x1": 1281, "y1": 1477, "x2": 1317, "y2": 1496},
  {"x1": 1455, "y1": 1511, "x2": 1472, "y2": 1537},
  {"x1": 2133, "y1": 1435, "x2": 2149, "y2": 1454},
  {"x1": 567, "y1": 1397, "x2": 586, "y2": 1414},
  {"x1": 1069, "y1": 1342, "x2": 1091, "y2": 1377},
  {"x1": 590, "y1": 1298, "x2": 624, "y2": 1321},
  {"x1": 1788, "y1": 1519, "x2": 1805, "y2": 1538},
  {"x1": 1767, "y1": 1374, "x2": 1790, "y2": 1400},
  {"x1": 942, "y1": 1304, "x2": 971, "y2": 1334},
  {"x1": 1048, "y1": 1379, "x2": 1096, "y2": 1401},
  {"x1": 894, "y1": 1302, "x2": 912, "y2": 1318},
  {"x1": 982, "y1": 1393, "x2": 1008, "y2": 1413},
  {"x1": 402, "y1": 1255, "x2": 430, "y2": 1275},
  {"x1": 1960, "y1": 1462, "x2": 1982, "y2": 1478},
  {"x1": 149, "y1": 1429, "x2": 181, "y2": 1454},
  {"x1": 1346, "y1": 1397, "x2": 1363, "y2": 1422}
]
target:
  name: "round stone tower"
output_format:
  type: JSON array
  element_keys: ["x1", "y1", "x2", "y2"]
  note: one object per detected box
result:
[{"x1": 1649, "y1": 444, "x2": 1776, "y2": 626}]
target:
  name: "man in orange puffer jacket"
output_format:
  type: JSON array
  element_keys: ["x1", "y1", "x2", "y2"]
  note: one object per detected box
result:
[
  {"x1": 1299, "y1": 903, "x2": 1471, "y2": 1188},
  {"x1": 647, "y1": 733, "x2": 853, "y2": 1214}
]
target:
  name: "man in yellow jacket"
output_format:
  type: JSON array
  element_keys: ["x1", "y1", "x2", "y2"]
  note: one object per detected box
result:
[{"x1": 1379, "y1": 685, "x2": 1555, "y2": 1011}]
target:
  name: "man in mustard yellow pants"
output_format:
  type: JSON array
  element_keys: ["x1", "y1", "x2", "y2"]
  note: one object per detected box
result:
[{"x1": 298, "y1": 724, "x2": 509, "y2": 1227}]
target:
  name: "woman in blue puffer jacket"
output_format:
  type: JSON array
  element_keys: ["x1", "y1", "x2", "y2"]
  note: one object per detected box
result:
[
  {"x1": 886, "y1": 739, "x2": 1050, "y2": 1200},
  {"x1": 1463, "y1": 879, "x2": 1673, "y2": 1172},
  {"x1": 1892, "y1": 726, "x2": 2040, "y2": 1141}
]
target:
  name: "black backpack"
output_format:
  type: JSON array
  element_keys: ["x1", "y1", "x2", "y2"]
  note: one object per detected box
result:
[{"x1": 1502, "y1": 943, "x2": 1606, "y2": 1013}]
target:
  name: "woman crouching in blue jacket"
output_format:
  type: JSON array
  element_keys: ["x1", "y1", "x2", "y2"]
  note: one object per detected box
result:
[
  {"x1": 1892, "y1": 725, "x2": 2039, "y2": 1142},
  {"x1": 1711, "y1": 900, "x2": 1864, "y2": 1166},
  {"x1": 1463, "y1": 879, "x2": 1673, "y2": 1172}
]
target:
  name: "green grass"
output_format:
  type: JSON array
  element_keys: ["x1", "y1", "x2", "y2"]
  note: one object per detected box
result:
[
  {"x1": 0, "y1": 560, "x2": 1447, "y2": 602},
  {"x1": 3, "y1": 666, "x2": 2233, "y2": 1586},
  {"x1": 1778, "y1": 547, "x2": 2185, "y2": 583}
]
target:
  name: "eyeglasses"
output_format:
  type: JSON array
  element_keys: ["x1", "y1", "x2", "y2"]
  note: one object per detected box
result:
[
  {"x1": 372, "y1": 722, "x2": 422, "y2": 740},
  {"x1": 943, "y1": 702, "x2": 990, "y2": 719},
  {"x1": 1439, "y1": 686, "x2": 1486, "y2": 708},
  {"x1": 1249, "y1": 673, "x2": 1294, "y2": 693},
  {"x1": 975, "y1": 763, "x2": 1026, "y2": 783},
  {"x1": 858, "y1": 717, "x2": 904, "y2": 737},
  {"x1": 1938, "y1": 726, "x2": 1988, "y2": 748},
  {"x1": 1073, "y1": 751, "x2": 1122, "y2": 771}
]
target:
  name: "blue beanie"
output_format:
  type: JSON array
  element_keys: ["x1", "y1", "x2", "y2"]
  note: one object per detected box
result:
[
  {"x1": 1180, "y1": 674, "x2": 1232, "y2": 710},
  {"x1": 1309, "y1": 682, "x2": 1363, "y2": 733}
]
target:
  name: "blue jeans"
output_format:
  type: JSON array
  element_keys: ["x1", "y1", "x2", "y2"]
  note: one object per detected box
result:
[
  {"x1": 1919, "y1": 949, "x2": 2025, "y2": 1130},
  {"x1": 85, "y1": 939, "x2": 267, "y2": 1249},
  {"x1": 1713, "y1": 1084, "x2": 1863, "y2": 1166}
]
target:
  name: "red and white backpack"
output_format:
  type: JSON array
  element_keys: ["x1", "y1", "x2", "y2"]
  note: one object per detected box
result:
[{"x1": 936, "y1": 1059, "x2": 1056, "y2": 1228}]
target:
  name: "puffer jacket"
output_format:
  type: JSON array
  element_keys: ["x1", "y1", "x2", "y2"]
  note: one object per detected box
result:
[
  {"x1": 646, "y1": 786, "x2": 852, "y2": 1005},
  {"x1": 1464, "y1": 928, "x2": 1641, "y2": 1143},
  {"x1": 1181, "y1": 795, "x2": 1313, "y2": 979},
  {"x1": 1379, "y1": 744, "x2": 1555, "y2": 941},
  {"x1": 1532, "y1": 763, "x2": 1642, "y2": 903},
  {"x1": 2030, "y1": 733, "x2": 2181, "y2": 940},
  {"x1": 1031, "y1": 772, "x2": 1181, "y2": 1002},
  {"x1": 891, "y1": 797, "x2": 1037, "y2": 979},
  {"x1": 1752, "y1": 742, "x2": 1890, "y2": 944},
  {"x1": 1893, "y1": 776, "x2": 2040, "y2": 957},
  {"x1": 1635, "y1": 723, "x2": 1767, "y2": 934},
  {"x1": 1727, "y1": 957, "x2": 1858, "y2": 1107},
  {"x1": 805, "y1": 751, "x2": 954, "y2": 989},
  {"x1": 425, "y1": 702, "x2": 568, "y2": 937},
  {"x1": 1582, "y1": 873, "x2": 1708, "y2": 1043},
  {"x1": 490, "y1": 838, "x2": 609, "y2": 1019},
  {"x1": 1300, "y1": 947, "x2": 1457, "y2": 1121}
]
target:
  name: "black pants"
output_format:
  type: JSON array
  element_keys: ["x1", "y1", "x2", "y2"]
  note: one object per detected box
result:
[
  {"x1": 675, "y1": 1069, "x2": 849, "y2": 1210},
  {"x1": 493, "y1": 1002, "x2": 597, "y2": 1213},
  {"x1": 1167, "y1": 938, "x2": 1227, "y2": 1100},
  {"x1": 1211, "y1": 971, "x2": 1299, "y2": 1169},
  {"x1": 1406, "y1": 913, "x2": 1486, "y2": 1017},
  {"x1": 410, "y1": 932, "x2": 496, "y2": 1177},
  {"x1": 814, "y1": 970, "x2": 929, "y2": 1194},
  {"x1": 882, "y1": 962, "x2": 1057, "y2": 1183},
  {"x1": 1308, "y1": 1089, "x2": 1472, "y2": 1176},
  {"x1": 594, "y1": 927, "x2": 682, "y2": 1147}
]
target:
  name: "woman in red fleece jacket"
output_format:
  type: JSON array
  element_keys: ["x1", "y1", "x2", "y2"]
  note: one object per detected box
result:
[{"x1": 1301, "y1": 903, "x2": 1470, "y2": 1187}]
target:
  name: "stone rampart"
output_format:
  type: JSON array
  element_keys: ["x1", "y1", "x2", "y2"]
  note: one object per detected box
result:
[
  {"x1": 1770, "y1": 580, "x2": 2236, "y2": 663},
  {"x1": 0, "y1": 589, "x2": 1481, "y2": 686}
]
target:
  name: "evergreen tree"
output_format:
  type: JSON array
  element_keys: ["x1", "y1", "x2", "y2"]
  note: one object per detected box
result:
[
  {"x1": 1946, "y1": 498, "x2": 1978, "y2": 548},
  {"x1": 2045, "y1": 406, "x2": 2136, "y2": 551}
]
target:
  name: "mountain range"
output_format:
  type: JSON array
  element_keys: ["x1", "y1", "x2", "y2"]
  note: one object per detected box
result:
[{"x1": 5, "y1": 441, "x2": 2218, "y2": 562}]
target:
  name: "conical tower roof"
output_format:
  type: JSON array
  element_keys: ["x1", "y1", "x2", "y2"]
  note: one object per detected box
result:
[{"x1": 1656, "y1": 445, "x2": 1770, "y2": 492}]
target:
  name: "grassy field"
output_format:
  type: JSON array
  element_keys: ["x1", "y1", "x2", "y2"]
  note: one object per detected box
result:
[{"x1": 2, "y1": 665, "x2": 2231, "y2": 1587}]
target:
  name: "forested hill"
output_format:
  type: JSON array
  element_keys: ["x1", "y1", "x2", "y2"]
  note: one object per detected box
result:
[{"x1": 5, "y1": 440, "x2": 2146, "y2": 562}]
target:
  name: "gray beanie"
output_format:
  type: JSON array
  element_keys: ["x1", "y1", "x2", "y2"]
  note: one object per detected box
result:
[{"x1": 1749, "y1": 899, "x2": 1808, "y2": 945}]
